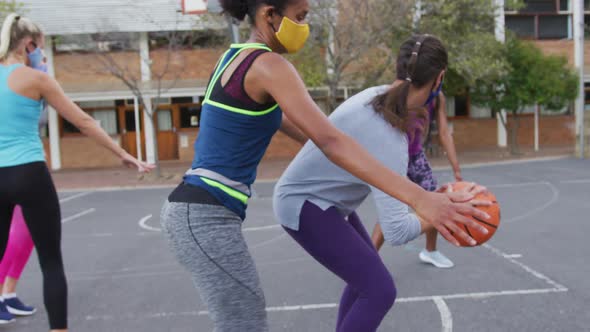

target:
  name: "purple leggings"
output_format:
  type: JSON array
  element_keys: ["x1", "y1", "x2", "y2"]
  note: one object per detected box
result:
[{"x1": 284, "y1": 201, "x2": 396, "y2": 332}]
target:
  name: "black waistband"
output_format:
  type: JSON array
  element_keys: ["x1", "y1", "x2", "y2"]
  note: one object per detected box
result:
[{"x1": 168, "y1": 182, "x2": 222, "y2": 206}]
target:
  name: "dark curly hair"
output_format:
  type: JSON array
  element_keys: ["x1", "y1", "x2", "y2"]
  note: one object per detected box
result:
[{"x1": 220, "y1": 0, "x2": 295, "y2": 23}]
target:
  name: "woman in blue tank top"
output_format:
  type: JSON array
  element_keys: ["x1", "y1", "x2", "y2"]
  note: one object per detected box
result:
[
  {"x1": 160, "y1": 1, "x2": 490, "y2": 331},
  {"x1": 0, "y1": 14, "x2": 153, "y2": 332}
]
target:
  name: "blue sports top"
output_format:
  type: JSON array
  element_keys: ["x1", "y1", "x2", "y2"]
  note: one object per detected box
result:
[
  {"x1": 184, "y1": 43, "x2": 283, "y2": 219},
  {"x1": 0, "y1": 64, "x2": 44, "y2": 167}
]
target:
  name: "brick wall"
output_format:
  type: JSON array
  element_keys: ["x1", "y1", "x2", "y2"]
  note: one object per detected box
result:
[
  {"x1": 533, "y1": 40, "x2": 590, "y2": 70},
  {"x1": 178, "y1": 129, "x2": 199, "y2": 162},
  {"x1": 177, "y1": 129, "x2": 303, "y2": 163},
  {"x1": 54, "y1": 52, "x2": 141, "y2": 85},
  {"x1": 450, "y1": 115, "x2": 575, "y2": 152},
  {"x1": 150, "y1": 48, "x2": 226, "y2": 81},
  {"x1": 513, "y1": 114, "x2": 575, "y2": 147},
  {"x1": 60, "y1": 136, "x2": 122, "y2": 169},
  {"x1": 54, "y1": 48, "x2": 225, "y2": 86},
  {"x1": 451, "y1": 118, "x2": 498, "y2": 150}
]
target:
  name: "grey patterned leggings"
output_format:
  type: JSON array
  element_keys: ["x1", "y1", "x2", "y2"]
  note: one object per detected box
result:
[{"x1": 160, "y1": 201, "x2": 268, "y2": 332}]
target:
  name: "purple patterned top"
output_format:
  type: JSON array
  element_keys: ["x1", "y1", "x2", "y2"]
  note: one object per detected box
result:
[{"x1": 408, "y1": 101, "x2": 436, "y2": 156}]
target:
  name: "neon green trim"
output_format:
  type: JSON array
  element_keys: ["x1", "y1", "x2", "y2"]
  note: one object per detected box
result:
[
  {"x1": 230, "y1": 43, "x2": 271, "y2": 51},
  {"x1": 201, "y1": 177, "x2": 249, "y2": 205},
  {"x1": 205, "y1": 44, "x2": 272, "y2": 101},
  {"x1": 205, "y1": 49, "x2": 242, "y2": 101},
  {"x1": 204, "y1": 99, "x2": 279, "y2": 116},
  {"x1": 204, "y1": 49, "x2": 231, "y2": 99}
]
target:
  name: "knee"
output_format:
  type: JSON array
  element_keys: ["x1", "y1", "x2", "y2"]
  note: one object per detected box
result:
[
  {"x1": 372, "y1": 275, "x2": 396, "y2": 310},
  {"x1": 382, "y1": 279, "x2": 397, "y2": 309}
]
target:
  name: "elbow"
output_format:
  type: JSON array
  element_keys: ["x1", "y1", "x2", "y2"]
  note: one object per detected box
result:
[
  {"x1": 382, "y1": 219, "x2": 420, "y2": 247},
  {"x1": 315, "y1": 132, "x2": 348, "y2": 163},
  {"x1": 384, "y1": 235, "x2": 410, "y2": 247},
  {"x1": 383, "y1": 228, "x2": 413, "y2": 247}
]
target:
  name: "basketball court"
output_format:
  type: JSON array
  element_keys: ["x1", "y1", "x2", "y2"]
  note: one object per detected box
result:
[{"x1": 4, "y1": 157, "x2": 589, "y2": 331}]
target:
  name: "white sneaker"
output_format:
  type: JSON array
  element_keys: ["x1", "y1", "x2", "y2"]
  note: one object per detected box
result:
[{"x1": 419, "y1": 249, "x2": 454, "y2": 268}]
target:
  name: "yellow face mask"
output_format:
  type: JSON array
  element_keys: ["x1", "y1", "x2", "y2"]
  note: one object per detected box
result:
[{"x1": 274, "y1": 17, "x2": 310, "y2": 54}]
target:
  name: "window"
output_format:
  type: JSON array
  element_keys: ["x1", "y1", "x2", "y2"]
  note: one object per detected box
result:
[
  {"x1": 149, "y1": 30, "x2": 229, "y2": 50},
  {"x1": 454, "y1": 95, "x2": 469, "y2": 117},
  {"x1": 172, "y1": 97, "x2": 194, "y2": 104},
  {"x1": 62, "y1": 119, "x2": 80, "y2": 134},
  {"x1": 63, "y1": 101, "x2": 119, "y2": 135},
  {"x1": 559, "y1": 0, "x2": 569, "y2": 11},
  {"x1": 506, "y1": 1, "x2": 571, "y2": 40},
  {"x1": 538, "y1": 15, "x2": 569, "y2": 39},
  {"x1": 521, "y1": 0, "x2": 556, "y2": 13},
  {"x1": 180, "y1": 105, "x2": 201, "y2": 128},
  {"x1": 125, "y1": 111, "x2": 142, "y2": 132},
  {"x1": 506, "y1": 16, "x2": 536, "y2": 38},
  {"x1": 93, "y1": 110, "x2": 118, "y2": 135},
  {"x1": 586, "y1": 0, "x2": 590, "y2": 11}
]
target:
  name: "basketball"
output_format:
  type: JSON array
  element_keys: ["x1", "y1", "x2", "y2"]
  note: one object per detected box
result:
[{"x1": 451, "y1": 181, "x2": 501, "y2": 247}]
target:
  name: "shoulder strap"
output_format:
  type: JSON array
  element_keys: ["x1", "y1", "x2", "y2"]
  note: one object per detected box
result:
[
  {"x1": 204, "y1": 44, "x2": 271, "y2": 102},
  {"x1": 0, "y1": 64, "x2": 23, "y2": 90}
]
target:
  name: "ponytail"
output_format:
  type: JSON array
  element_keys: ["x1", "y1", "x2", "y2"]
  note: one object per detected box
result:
[
  {"x1": 371, "y1": 82, "x2": 428, "y2": 140},
  {"x1": 0, "y1": 14, "x2": 42, "y2": 61},
  {"x1": 371, "y1": 34, "x2": 447, "y2": 137},
  {"x1": 0, "y1": 13, "x2": 19, "y2": 60}
]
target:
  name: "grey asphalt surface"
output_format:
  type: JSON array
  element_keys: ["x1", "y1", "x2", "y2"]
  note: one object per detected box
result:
[{"x1": 6, "y1": 158, "x2": 590, "y2": 332}]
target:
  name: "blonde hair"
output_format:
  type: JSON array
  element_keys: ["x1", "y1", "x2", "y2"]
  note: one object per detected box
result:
[{"x1": 0, "y1": 13, "x2": 42, "y2": 60}]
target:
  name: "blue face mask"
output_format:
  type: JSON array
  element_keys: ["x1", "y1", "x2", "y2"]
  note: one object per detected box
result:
[
  {"x1": 27, "y1": 47, "x2": 47, "y2": 72},
  {"x1": 424, "y1": 78, "x2": 444, "y2": 106}
]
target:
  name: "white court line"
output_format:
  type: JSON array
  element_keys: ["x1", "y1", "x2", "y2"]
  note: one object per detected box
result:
[
  {"x1": 138, "y1": 214, "x2": 161, "y2": 232},
  {"x1": 503, "y1": 181, "x2": 560, "y2": 223},
  {"x1": 560, "y1": 179, "x2": 590, "y2": 184},
  {"x1": 138, "y1": 216, "x2": 281, "y2": 233},
  {"x1": 503, "y1": 254, "x2": 522, "y2": 259},
  {"x1": 250, "y1": 233, "x2": 287, "y2": 249},
  {"x1": 59, "y1": 191, "x2": 92, "y2": 203},
  {"x1": 433, "y1": 297, "x2": 453, "y2": 332},
  {"x1": 483, "y1": 243, "x2": 567, "y2": 291},
  {"x1": 83, "y1": 287, "x2": 567, "y2": 321},
  {"x1": 61, "y1": 208, "x2": 95, "y2": 224},
  {"x1": 486, "y1": 181, "x2": 546, "y2": 189},
  {"x1": 243, "y1": 224, "x2": 281, "y2": 232}
]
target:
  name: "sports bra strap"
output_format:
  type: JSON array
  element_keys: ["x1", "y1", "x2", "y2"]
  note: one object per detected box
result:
[{"x1": 204, "y1": 44, "x2": 271, "y2": 102}]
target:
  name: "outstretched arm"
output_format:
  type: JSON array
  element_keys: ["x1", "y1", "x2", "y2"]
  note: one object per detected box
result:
[
  {"x1": 37, "y1": 74, "x2": 153, "y2": 172},
  {"x1": 257, "y1": 54, "x2": 488, "y2": 247}
]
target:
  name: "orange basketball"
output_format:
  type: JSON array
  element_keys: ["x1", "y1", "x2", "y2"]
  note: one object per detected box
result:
[{"x1": 451, "y1": 181, "x2": 501, "y2": 247}]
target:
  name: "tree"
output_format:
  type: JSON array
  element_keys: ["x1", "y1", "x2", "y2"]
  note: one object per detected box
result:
[
  {"x1": 471, "y1": 37, "x2": 578, "y2": 154},
  {"x1": 0, "y1": 0, "x2": 24, "y2": 18},
  {"x1": 289, "y1": 0, "x2": 414, "y2": 112},
  {"x1": 416, "y1": 0, "x2": 524, "y2": 97},
  {"x1": 92, "y1": 30, "x2": 188, "y2": 177}
]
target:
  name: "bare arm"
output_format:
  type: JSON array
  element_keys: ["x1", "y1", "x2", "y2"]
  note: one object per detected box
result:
[
  {"x1": 37, "y1": 74, "x2": 153, "y2": 172},
  {"x1": 436, "y1": 93, "x2": 462, "y2": 181},
  {"x1": 280, "y1": 115, "x2": 308, "y2": 145},
  {"x1": 257, "y1": 54, "x2": 488, "y2": 246}
]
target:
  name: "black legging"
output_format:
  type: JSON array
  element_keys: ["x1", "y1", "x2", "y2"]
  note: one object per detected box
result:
[{"x1": 0, "y1": 162, "x2": 67, "y2": 329}]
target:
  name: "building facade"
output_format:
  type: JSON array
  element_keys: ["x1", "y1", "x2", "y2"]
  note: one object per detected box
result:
[{"x1": 18, "y1": 0, "x2": 590, "y2": 169}]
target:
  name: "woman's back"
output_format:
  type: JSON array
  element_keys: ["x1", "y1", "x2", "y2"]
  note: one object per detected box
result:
[
  {"x1": 274, "y1": 85, "x2": 410, "y2": 231},
  {"x1": 0, "y1": 64, "x2": 43, "y2": 167}
]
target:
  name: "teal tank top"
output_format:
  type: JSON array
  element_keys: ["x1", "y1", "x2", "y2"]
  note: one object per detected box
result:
[{"x1": 0, "y1": 64, "x2": 45, "y2": 167}]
